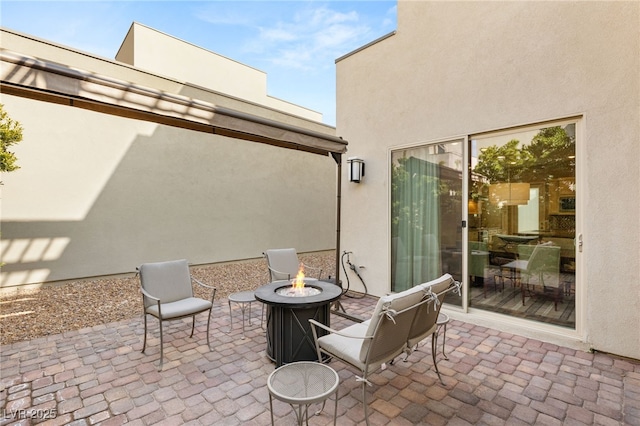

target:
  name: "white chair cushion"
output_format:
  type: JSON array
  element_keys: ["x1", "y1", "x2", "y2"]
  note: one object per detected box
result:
[
  {"x1": 362, "y1": 284, "x2": 426, "y2": 341},
  {"x1": 407, "y1": 274, "x2": 453, "y2": 348},
  {"x1": 140, "y1": 259, "x2": 193, "y2": 305},
  {"x1": 317, "y1": 275, "x2": 455, "y2": 370},
  {"x1": 317, "y1": 322, "x2": 369, "y2": 370},
  {"x1": 265, "y1": 248, "x2": 300, "y2": 280},
  {"x1": 360, "y1": 285, "x2": 426, "y2": 362},
  {"x1": 146, "y1": 297, "x2": 212, "y2": 320}
]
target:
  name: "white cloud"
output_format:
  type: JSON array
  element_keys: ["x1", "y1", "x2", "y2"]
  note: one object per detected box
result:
[
  {"x1": 192, "y1": 2, "x2": 394, "y2": 73},
  {"x1": 299, "y1": 7, "x2": 359, "y2": 27},
  {"x1": 248, "y1": 4, "x2": 373, "y2": 71},
  {"x1": 189, "y1": 1, "x2": 397, "y2": 124},
  {"x1": 315, "y1": 23, "x2": 364, "y2": 49},
  {"x1": 194, "y1": 5, "x2": 255, "y2": 26},
  {"x1": 272, "y1": 46, "x2": 313, "y2": 69},
  {"x1": 259, "y1": 25, "x2": 298, "y2": 43},
  {"x1": 382, "y1": 4, "x2": 398, "y2": 28}
]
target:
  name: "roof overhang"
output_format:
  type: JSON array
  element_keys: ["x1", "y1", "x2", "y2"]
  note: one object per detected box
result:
[{"x1": 0, "y1": 50, "x2": 347, "y2": 156}]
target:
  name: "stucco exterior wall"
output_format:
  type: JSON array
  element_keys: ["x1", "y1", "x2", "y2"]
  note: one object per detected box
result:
[
  {"x1": 336, "y1": 1, "x2": 639, "y2": 359},
  {"x1": 1, "y1": 29, "x2": 338, "y2": 287},
  {"x1": 116, "y1": 23, "x2": 322, "y2": 122}
]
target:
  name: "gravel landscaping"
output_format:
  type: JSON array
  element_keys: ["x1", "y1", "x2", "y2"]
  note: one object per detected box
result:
[{"x1": 0, "y1": 251, "x2": 336, "y2": 346}]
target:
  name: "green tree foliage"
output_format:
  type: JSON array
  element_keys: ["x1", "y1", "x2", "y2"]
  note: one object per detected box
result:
[
  {"x1": 474, "y1": 126, "x2": 574, "y2": 184},
  {"x1": 473, "y1": 139, "x2": 525, "y2": 183},
  {"x1": 0, "y1": 104, "x2": 24, "y2": 179},
  {"x1": 523, "y1": 126, "x2": 575, "y2": 181}
]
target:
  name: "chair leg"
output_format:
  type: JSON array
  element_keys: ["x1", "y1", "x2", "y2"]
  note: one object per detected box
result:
[
  {"x1": 269, "y1": 393, "x2": 274, "y2": 426},
  {"x1": 431, "y1": 333, "x2": 445, "y2": 385},
  {"x1": 190, "y1": 315, "x2": 196, "y2": 338},
  {"x1": 553, "y1": 287, "x2": 561, "y2": 311},
  {"x1": 333, "y1": 388, "x2": 338, "y2": 426},
  {"x1": 158, "y1": 318, "x2": 164, "y2": 371},
  {"x1": 362, "y1": 380, "x2": 370, "y2": 426},
  {"x1": 142, "y1": 314, "x2": 148, "y2": 353},
  {"x1": 440, "y1": 323, "x2": 448, "y2": 360},
  {"x1": 206, "y1": 308, "x2": 213, "y2": 350},
  {"x1": 522, "y1": 275, "x2": 532, "y2": 306}
]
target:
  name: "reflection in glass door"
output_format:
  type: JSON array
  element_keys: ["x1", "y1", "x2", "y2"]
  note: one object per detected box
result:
[
  {"x1": 468, "y1": 122, "x2": 576, "y2": 328},
  {"x1": 391, "y1": 140, "x2": 464, "y2": 307}
]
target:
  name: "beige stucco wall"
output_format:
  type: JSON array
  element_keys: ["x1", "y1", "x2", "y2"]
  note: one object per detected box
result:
[
  {"x1": 336, "y1": 1, "x2": 639, "y2": 359},
  {"x1": 116, "y1": 23, "x2": 322, "y2": 122},
  {"x1": 1, "y1": 28, "x2": 338, "y2": 287}
]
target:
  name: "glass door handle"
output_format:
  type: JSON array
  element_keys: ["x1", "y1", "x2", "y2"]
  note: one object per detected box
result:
[{"x1": 576, "y1": 234, "x2": 583, "y2": 252}]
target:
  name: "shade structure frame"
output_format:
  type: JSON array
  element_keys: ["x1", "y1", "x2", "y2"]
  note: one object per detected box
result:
[{"x1": 0, "y1": 49, "x2": 348, "y2": 156}]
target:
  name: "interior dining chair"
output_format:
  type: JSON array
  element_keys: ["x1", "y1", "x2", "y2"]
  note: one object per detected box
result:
[
  {"x1": 138, "y1": 259, "x2": 216, "y2": 370},
  {"x1": 263, "y1": 248, "x2": 323, "y2": 281},
  {"x1": 504, "y1": 243, "x2": 562, "y2": 310}
]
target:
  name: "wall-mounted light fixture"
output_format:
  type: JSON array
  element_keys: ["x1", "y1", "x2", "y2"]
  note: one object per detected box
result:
[{"x1": 347, "y1": 157, "x2": 365, "y2": 183}]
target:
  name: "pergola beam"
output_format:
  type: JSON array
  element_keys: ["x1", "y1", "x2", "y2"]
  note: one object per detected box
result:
[{"x1": 1, "y1": 50, "x2": 347, "y2": 156}]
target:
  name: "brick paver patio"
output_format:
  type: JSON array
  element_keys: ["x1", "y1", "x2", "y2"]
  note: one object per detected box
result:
[{"x1": 1, "y1": 294, "x2": 639, "y2": 425}]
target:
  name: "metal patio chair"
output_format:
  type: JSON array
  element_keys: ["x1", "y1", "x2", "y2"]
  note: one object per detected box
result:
[
  {"x1": 138, "y1": 259, "x2": 216, "y2": 370},
  {"x1": 310, "y1": 274, "x2": 459, "y2": 425},
  {"x1": 264, "y1": 248, "x2": 323, "y2": 281}
]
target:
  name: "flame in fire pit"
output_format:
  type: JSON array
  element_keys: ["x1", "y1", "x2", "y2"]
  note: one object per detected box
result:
[
  {"x1": 274, "y1": 264, "x2": 321, "y2": 297},
  {"x1": 292, "y1": 264, "x2": 305, "y2": 290}
]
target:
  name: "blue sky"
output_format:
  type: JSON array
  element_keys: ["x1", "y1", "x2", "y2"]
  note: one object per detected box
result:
[{"x1": 0, "y1": 1, "x2": 397, "y2": 125}]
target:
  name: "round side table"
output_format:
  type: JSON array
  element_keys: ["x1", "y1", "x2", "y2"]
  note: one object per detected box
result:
[
  {"x1": 226, "y1": 290, "x2": 262, "y2": 339},
  {"x1": 267, "y1": 361, "x2": 339, "y2": 426}
]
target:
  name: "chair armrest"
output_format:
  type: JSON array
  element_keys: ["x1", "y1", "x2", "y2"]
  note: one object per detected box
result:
[
  {"x1": 191, "y1": 276, "x2": 217, "y2": 304},
  {"x1": 140, "y1": 286, "x2": 163, "y2": 317},
  {"x1": 140, "y1": 286, "x2": 160, "y2": 303},
  {"x1": 267, "y1": 266, "x2": 291, "y2": 281},
  {"x1": 192, "y1": 276, "x2": 215, "y2": 290},
  {"x1": 136, "y1": 267, "x2": 161, "y2": 304},
  {"x1": 267, "y1": 265, "x2": 323, "y2": 280},
  {"x1": 309, "y1": 319, "x2": 372, "y2": 340}
]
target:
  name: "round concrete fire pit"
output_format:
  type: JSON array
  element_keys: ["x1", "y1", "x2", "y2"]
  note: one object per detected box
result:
[{"x1": 255, "y1": 279, "x2": 342, "y2": 367}]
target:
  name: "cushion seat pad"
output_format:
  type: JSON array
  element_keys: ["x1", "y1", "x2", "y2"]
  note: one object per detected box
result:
[
  {"x1": 146, "y1": 297, "x2": 212, "y2": 319},
  {"x1": 317, "y1": 322, "x2": 369, "y2": 370}
]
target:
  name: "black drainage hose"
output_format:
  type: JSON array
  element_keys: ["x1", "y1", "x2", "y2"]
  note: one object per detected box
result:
[{"x1": 341, "y1": 251, "x2": 368, "y2": 298}]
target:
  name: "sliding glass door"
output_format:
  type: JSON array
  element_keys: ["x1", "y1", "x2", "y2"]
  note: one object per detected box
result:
[
  {"x1": 468, "y1": 121, "x2": 577, "y2": 328},
  {"x1": 391, "y1": 139, "x2": 464, "y2": 307},
  {"x1": 390, "y1": 119, "x2": 578, "y2": 328}
]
